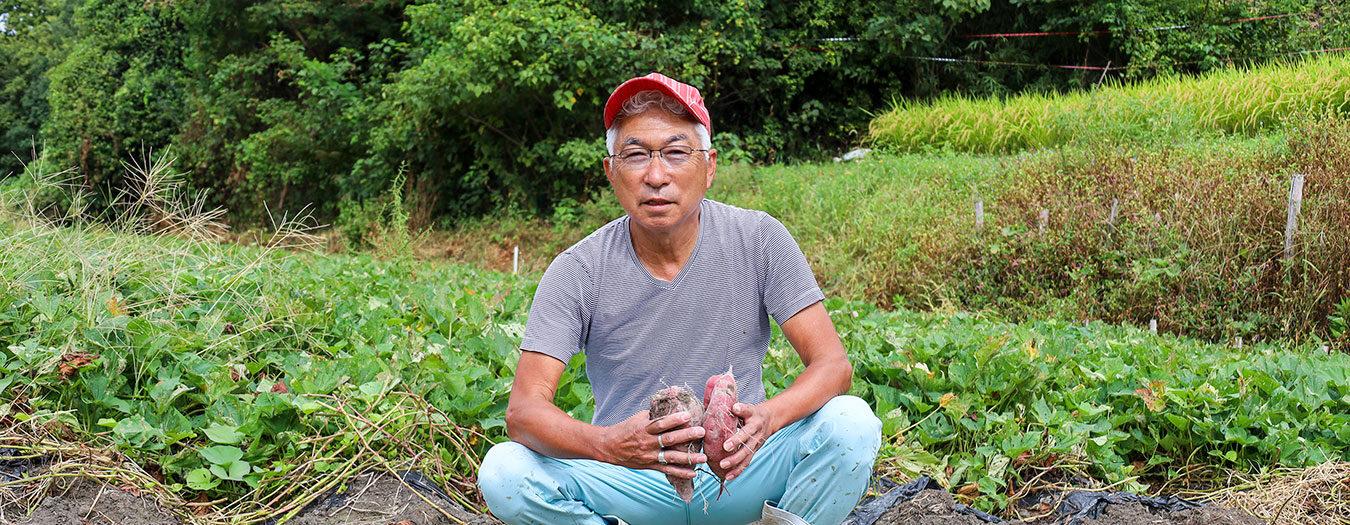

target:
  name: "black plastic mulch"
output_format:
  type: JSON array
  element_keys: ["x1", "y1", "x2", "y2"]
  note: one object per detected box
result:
[
  {"x1": 0, "y1": 446, "x2": 35, "y2": 483},
  {"x1": 842, "y1": 476, "x2": 1208, "y2": 525}
]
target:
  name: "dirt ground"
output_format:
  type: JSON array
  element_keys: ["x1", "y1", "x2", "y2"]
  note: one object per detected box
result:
[
  {"x1": 4, "y1": 474, "x2": 1266, "y2": 525},
  {"x1": 1077, "y1": 501, "x2": 1264, "y2": 525},
  {"x1": 8, "y1": 472, "x2": 503, "y2": 525},
  {"x1": 11, "y1": 477, "x2": 179, "y2": 525},
  {"x1": 869, "y1": 488, "x2": 1263, "y2": 525}
]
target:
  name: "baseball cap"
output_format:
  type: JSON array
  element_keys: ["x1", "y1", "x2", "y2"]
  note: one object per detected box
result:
[{"x1": 603, "y1": 73, "x2": 711, "y2": 133}]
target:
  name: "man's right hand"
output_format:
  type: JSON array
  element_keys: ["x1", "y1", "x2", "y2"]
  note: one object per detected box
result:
[{"x1": 599, "y1": 410, "x2": 707, "y2": 479}]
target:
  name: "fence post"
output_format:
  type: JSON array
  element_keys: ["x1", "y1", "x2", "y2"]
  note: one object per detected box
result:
[
  {"x1": 513, "y1": 246, "x2": 519, "y2": 274},
  {"x1": 975, "y1": 200, "x2": 984, "y2": 230},
  {"x1": 1284, "y1": 173, "x2": 1306, "y2": 262}
]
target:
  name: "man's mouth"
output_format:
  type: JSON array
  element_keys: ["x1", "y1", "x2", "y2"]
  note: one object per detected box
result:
[{"x1": 643, "y1": 198, "x2": 674, "y2": 208}]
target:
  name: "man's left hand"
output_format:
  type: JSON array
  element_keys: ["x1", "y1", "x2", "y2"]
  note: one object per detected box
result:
[{"x1": 717, "y1": 402, "x2": 777, "y2": 481}]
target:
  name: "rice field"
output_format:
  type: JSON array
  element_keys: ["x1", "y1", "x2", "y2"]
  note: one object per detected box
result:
[{"x1": 869, "y1": 53, "x2": 1350, "y2": 153}]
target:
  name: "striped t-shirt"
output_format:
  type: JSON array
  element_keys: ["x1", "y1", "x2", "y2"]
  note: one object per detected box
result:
[{"x1": 521, "y1": 199, "x2": 825, "y2": 427}]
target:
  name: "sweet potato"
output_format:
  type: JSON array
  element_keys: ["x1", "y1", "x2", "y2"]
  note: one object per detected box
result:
[
  {"x1": 701, "y1": 367, "x2": 742, "y2": 499},
  {"x1": 649, "y1": 386, "x2": 704, "y2": 503}
]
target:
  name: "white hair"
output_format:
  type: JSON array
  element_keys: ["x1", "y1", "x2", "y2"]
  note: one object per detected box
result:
[{"x1": 606, "y1": 90, "x2": 711, "y2": 155}]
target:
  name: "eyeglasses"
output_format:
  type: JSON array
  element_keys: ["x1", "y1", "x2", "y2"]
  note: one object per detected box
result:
[{"x1": 606, "y1": 145, "x2": 709, "y2": 171}]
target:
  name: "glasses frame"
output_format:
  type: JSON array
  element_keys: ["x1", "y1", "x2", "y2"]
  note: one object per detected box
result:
[{"x1": 605, "y1": 145, "x2": 711, "y2": 171}]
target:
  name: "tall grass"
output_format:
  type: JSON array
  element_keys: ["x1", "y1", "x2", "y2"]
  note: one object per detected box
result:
[{"x1": 870, "y1": 53, "x2": 1350, "y2": 153}]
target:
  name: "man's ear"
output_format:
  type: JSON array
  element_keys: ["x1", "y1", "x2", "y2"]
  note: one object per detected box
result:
[
  {"x1": 704, "y1": 149, "x2": 718, "y2": 190},
  {"x1": 603, "y1": 156, "x2": 617, "y2": 186}
]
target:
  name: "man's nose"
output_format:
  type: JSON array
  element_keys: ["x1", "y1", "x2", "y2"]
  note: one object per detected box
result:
[{"x1": 641, "y1": 157, "x2": 672, "y2": 187}]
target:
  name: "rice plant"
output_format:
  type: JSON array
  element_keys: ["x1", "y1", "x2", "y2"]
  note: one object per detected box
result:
[{"x1": 870, "y1": 53, "x2": 1350, "y2": 153}]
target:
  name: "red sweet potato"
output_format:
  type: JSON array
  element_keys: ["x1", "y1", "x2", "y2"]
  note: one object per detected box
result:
[
  {"x1": 701, "y1": 367, "x2": 742, "y2": 499},
  {"x1": 649, "y1": 386, "x2": 704, "y2": 503}
]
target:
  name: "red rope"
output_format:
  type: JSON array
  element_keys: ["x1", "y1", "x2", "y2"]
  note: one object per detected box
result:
[{"x1": 961, "y1": 13, "x2": 1297, "y2": 38}]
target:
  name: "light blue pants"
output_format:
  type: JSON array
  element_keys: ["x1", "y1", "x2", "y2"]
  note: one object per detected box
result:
[{"x1": 478, "y1": 395, "x2": 882, "y2": 525}]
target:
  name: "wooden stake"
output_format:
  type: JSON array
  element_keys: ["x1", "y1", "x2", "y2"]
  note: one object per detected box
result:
[{"x1": 1284, "y1": 173, "x2": 1306, "y2": 262}]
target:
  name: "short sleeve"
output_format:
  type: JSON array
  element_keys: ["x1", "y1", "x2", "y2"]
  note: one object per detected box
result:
[
  {"x1": 520, "y1": 252, "x2": 592, "y2": 363},
  {"x1": 759, "y1": 214, "x2": 825, "y2": 324}
]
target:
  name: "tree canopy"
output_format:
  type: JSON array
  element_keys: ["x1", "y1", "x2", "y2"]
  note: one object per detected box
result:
[{"x1": 2, "y1": 0, "x2": 1345, "y2": 226}]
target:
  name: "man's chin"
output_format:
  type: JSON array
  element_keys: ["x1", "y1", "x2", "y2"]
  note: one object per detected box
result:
[{"x1": 631, "y1": 210, "x2": 689, "y2": 233}]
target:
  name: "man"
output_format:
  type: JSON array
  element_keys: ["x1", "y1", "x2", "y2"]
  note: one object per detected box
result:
[{"x1": 478, "y1": 73, "x2": 881, "y2": 525}]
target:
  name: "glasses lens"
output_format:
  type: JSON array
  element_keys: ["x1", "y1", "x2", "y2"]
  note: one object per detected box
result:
[
  {"x1": 618, "y1": 149, "x2": 652, "y2": 169},
  {"x1": 661, "y1": 146, "x2": 693, "y2": 166}
]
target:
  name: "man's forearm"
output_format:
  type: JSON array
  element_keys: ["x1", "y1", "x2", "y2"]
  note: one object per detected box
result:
[
  {"x1": 505, "y1": 397, "x2": 607, "y2": 461},
  {"x1": 758, "y1": 356, "x2": 853, "y2": 436}
]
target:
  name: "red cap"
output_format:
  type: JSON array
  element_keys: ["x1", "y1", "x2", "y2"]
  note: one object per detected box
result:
[{"x1": 604, "y1": 73, "x2": 711, "y2": 133}]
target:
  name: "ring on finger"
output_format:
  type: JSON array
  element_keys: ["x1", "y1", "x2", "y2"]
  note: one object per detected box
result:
[
  {"x1": 658, "y1": 450, "x2": 667, "y2": 465},
  {"x1": 657, "y1": 434, "x2": 665, "y2": 448}
]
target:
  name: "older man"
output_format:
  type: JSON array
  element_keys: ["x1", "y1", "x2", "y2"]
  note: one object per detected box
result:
[{"x1": 477, "y1": 73, "x2": 881, "y2": 525}]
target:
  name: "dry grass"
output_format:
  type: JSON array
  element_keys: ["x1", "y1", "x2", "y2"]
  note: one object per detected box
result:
[
  {"x1": 1199, "y1": 462, "x2": 1350, "y2": 525},
  {"x1": 0, "y1": 417, "x2": 192, "y2": 523},
  {"x1": 0, "y1": 390, "x2": 489, "y2": 525}
]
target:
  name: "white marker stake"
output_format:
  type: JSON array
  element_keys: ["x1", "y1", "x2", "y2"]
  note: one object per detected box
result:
[
  {"x1": 1149, "y1": 319, "x2": 1157, "y2": 333},
  {"x1": 1284, "y1": 173, "x2": 1305, "y2": 262},
  {"x1": 1235, "y1": 337, "x2": 1243, "y2": 349},
  {"x1": 513, "y1": 246, "x2": 519, "y2": 274},
  {"x1": 975, "y1": 200, "x2": 984, "y2": 229}
]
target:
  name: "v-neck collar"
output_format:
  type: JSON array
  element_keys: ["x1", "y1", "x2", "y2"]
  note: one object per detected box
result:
[{"x1": 624, "y1": 200, "x2": 707, "y2": 289}]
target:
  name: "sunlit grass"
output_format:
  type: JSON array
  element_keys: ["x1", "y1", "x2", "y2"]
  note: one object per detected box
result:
[{"x1": 870, "y1": 53, "x2": 1350, "y2": 153}]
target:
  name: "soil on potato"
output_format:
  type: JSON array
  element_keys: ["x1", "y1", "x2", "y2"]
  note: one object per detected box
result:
[
  {"x1": 871, "y1": 489, "x2": 1263, "y2": 525},
  {"x1": 8, "y1": 473, "x2": 504, "y2": 525}
]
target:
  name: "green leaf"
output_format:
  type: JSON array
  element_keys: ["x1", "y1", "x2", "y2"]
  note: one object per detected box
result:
[
  {"x1": 186, "y1": 468, "x2": 220, "y2": 490},
  {"x1": 204, "y1": 423, "x2": 244, "y2": 444},
  {"x1": 225, "y1": 460, "x2": 251, "y2": 481},
  {"x1": 200, "y1": 445, "x2": 244, "y2": 465},
  {"x1": 112, "y1": 415, "x2": 167, "y2": 451},
  {"x1": 358, "y1": 380, "x2": 385, "y2": 398}
]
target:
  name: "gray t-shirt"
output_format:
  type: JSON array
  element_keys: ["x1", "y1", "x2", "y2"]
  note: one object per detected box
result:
[{"x1": 521, "y1": 199, "x2": 825, "y2": 427}]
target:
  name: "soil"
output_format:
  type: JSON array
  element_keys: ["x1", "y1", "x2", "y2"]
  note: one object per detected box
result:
[
  {"x1": 1079, "y1": 501, "x2": 1264, "y2": 525},
  {"x1": 15, "y1": 477, "x2": 179, "y2": 525},
  {"x1": 287, "y1": 472, "x2": 502, "y2": 525},
  {"x1": 4, "y1": 471, "x2": 1264, "y2": 525},
  {"x1": 868, "y1": 488, "x2": 1264, "y2": 525},
  {"x1": 873, "y1": 490, "x2": 988, "y2": 525},
  {"x1": 8, "y1": 472, "x2": 504, "y2": 525}
]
